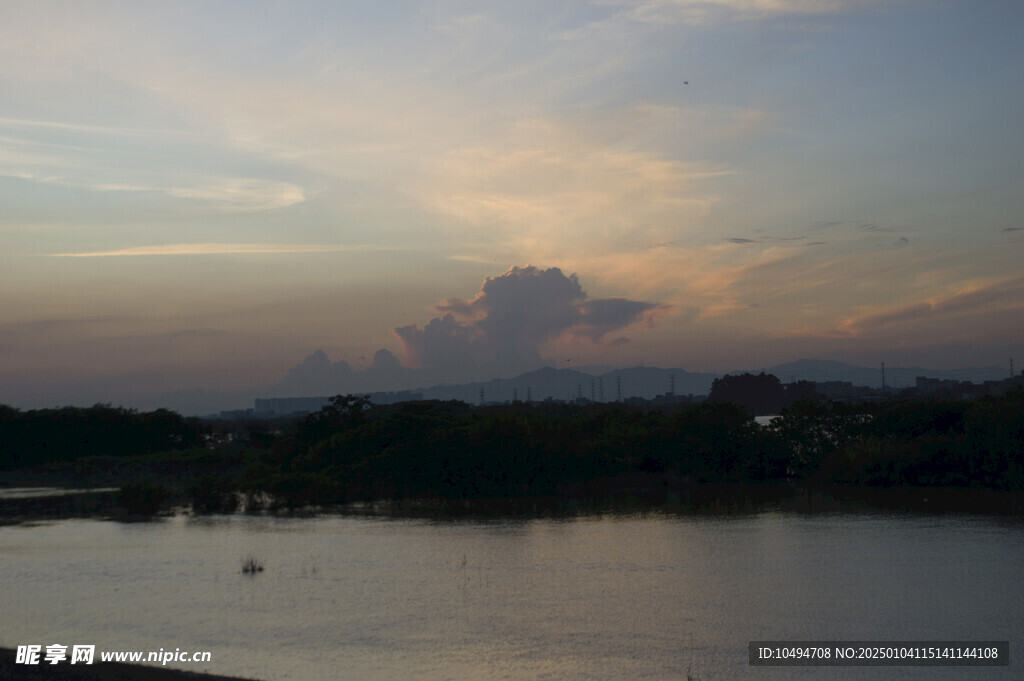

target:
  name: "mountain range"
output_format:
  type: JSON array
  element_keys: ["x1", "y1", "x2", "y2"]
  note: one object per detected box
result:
[
  {"x1": 143, "y1": 358, "x2": 1013, "y2": 415},
  {"x1": 400, "y1": 359, "x2": 1010, "y2": 406},
  {"x1": 406, "y1": 365, "x2": 716, "y2": 404}
]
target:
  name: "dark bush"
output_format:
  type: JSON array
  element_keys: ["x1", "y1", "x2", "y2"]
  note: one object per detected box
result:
[{"x1": 117, "y1": 481, "x2": 169, "y2": 515}]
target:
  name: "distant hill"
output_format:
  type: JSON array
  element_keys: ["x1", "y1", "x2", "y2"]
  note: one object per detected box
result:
[
  {"x1": 413, "y1": 366, "x2": 719, "y2": 403},
  {"x1": 409, "y1": 359, "x2": 1009, "y2": 404},
  {"x1": 179, "y1": 356, "x2": 1012, "y2": 415},
  {"x1": 758, "y1": 359, "x2": 1008, "y2": 389}
]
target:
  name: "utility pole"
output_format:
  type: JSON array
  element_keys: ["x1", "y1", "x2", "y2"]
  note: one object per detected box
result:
[
  {"x1": 616, "y1": 376, "x2": 623, "y2": 402},
  {"x1": 881, "y1": 362, "x2": 886, "y2": 393},
  {"x1": 669, "y1": 374, "x2": 675, "y2": 396}
]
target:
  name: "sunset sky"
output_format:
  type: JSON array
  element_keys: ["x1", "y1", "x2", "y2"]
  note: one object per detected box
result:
[{"x1": 2, "y1": 0, "x2": 1023, "y2": 410}]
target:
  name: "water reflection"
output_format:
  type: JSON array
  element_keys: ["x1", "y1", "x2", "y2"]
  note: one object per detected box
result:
[{"x1": 314, "y1": 483, "x2": 1024, "y2": 522}]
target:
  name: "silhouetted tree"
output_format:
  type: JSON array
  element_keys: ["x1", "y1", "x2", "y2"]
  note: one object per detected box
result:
[
  {"x1": 291, "y1": 394, "x2": 373, "y2": 448},
  {"x1": 708, "y1": 372, "x2": 786, "y2": 415},
  {"x1": 785, "y1": 380, "x2": 818, "y2": 404},
  {"x1": 769, "y1": 398, "x2": 866, "y2": 478},
  {"x1": 0, "y1": 404, "x2": 207, "y2": 470}
]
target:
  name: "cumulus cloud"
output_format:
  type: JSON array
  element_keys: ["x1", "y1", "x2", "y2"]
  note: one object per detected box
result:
[
  {"x1": 267, "y1": 266, "x2": 665, "y2": 395},
  {"x1": 270, "y1": 347, "x2": 411, "y2": 397},
  {"x1": 271, "y1": 349, "x2": 354, "y2": 397},
  {"x1": 394, "y1": 266, "x2": 664, "y2": 378}
]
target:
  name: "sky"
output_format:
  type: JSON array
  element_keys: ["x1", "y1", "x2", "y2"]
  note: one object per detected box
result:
[{"x1": 2, "y1": 0, "x2": 1023, "y2": 411}]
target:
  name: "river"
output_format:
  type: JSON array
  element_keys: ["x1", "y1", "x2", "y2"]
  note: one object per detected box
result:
[{"x1": 1, "y1": 502, "x2": 1021, "y2": 680}]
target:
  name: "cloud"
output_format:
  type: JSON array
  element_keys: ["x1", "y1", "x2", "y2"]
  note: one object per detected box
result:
[
  {"x1": 269, "y1": 350, "x2": 353, "y2": 397},
  {"x1": 834, "y1": 276, "x2": 1024, "y2": 337},
  {"x1": 725, "y1": 235, "x2": 809, "y2": 245},
  {"x1": 411, "y1": 116, "x2": 729, "y2": 265},
  {"x1": 264, "y1": 347, "x2": 414, "y2": 398},
  {"x1": 394, "y1": 266, "x2": 664, "y2": 378},
  {"x1": 0, "y1": 115, "x2": 306, "y2": 214},
  {"x1": 809, "y1": 220, "x2": 893, "y2": 234},
  {"x1": 7, "y1": 167, "x2": 305, "y2": 214},
  {"x1": 603, "y1": 0, "x2": 884, "y2": 25},
  {"x1": 162, "y1": 178, "x2": 306, "y2": 212},
  {"x1": 49, "y1": 243, "x2": 367, "y2": 257},
  {"x1": 267, "y1": 266, "x2": 667, "y2": 397}
]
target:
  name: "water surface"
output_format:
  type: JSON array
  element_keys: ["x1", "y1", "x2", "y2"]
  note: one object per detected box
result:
[{"x1": 1, "y1": 509, "x2": 1020, "y2": 680}]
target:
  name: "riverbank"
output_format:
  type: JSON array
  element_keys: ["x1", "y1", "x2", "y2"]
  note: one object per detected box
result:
[
  {"x1": 0, "y1": 648, "x2": 258, "y2": 681},
  {"x1": 1, "y1": 480, "x2": 1022, "y2": 527}
]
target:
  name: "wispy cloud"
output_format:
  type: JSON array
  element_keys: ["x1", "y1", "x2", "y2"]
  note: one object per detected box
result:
[
  {"x1": 0, "y1": 112, "x2": 307, "y2": 214},
  {"x1": 49, "y1": 243, "x2": 368, "y2": 257},
  {"x1": 413, "y1": 116, "x2": 731, "y2": 266},
  {"x1": 601, "y1": 0, "x2": 885, "y2": 25},
  {"x1": 0, "y1": 116, "x2": 195, "y2": 139},
  {"x1": 162, "y1": 179, "x2": 306, "y2": 212},
  {"x1": 827, "y1": 276, "x2": 1024, "y2": 337}
]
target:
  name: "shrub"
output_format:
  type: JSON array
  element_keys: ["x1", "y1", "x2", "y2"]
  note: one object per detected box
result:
[{"x1": 117, "y1": 481, "x2": 169, "y2": 515}]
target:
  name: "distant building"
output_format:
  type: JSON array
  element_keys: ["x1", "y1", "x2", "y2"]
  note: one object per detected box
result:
[
  {"x1": 814, "y1": 381, "x2": 857, "y2": 399},
  {"x1": 913, "y1": 372, "x2": 1024, "y2": 399},
  {"x1": 977, "y1": 371, "x2": 1024, "y2": 397},
  {"x1": 914, "y1": 376, "x2": 974, "y2": 396},
  {"x1": 813, "y1": 380, "x2": 887, "y2": 403}
]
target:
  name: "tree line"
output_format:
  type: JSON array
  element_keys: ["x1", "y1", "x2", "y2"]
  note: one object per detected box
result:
[
  {"x1": 0, "y1": 404, "x2": 207, "y2": 470},
  {"x1": 2, "y1": 390, "x2": 1021, "y2": 509},
  {"x1": 241, "y1": 389, "x2": 1023, "y2": 507}
]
